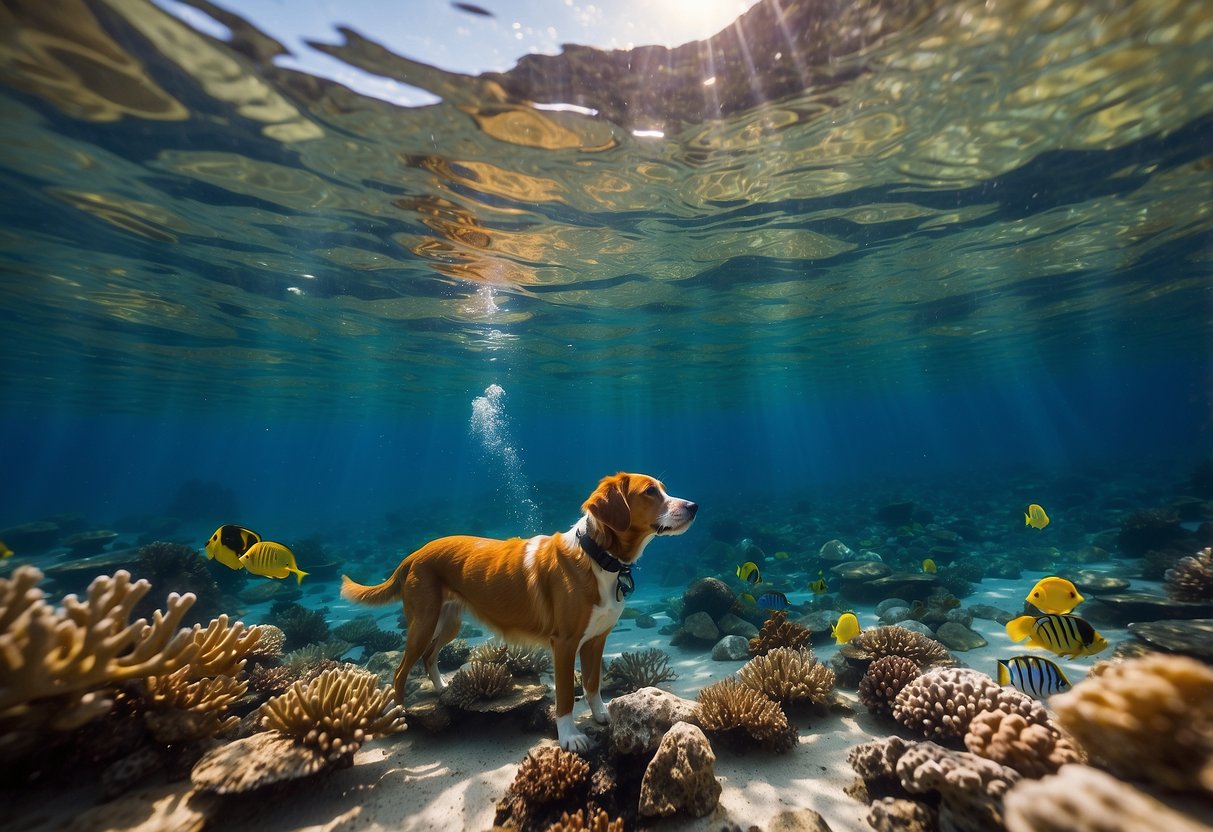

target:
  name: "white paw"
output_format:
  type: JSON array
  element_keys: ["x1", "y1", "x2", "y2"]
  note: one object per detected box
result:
[
  {"x1": 587, "y1": 691, "x2": 610, "y2": 724},
  {"x1": 559, "y1": 729, "x2": 593, "y2": 753}
]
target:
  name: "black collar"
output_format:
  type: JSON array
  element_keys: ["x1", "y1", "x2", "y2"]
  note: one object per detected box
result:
[{"x1": 577, "y1": 531, "x2": 635, "y2": 601}]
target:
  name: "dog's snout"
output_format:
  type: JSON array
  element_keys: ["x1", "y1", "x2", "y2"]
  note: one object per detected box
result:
[{"x1": 685, "y1": 501, "x2": 698, "y2": 517}]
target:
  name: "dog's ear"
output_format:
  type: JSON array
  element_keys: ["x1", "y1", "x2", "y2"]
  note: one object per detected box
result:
[{"x1": 585, "y1": 473, "x2": 631, "y2": 533}]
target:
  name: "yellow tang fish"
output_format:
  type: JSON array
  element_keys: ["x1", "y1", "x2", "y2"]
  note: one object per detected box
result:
[
  {"x1": 1005, "y1": 613, "x2": 1107, "y2": 659},
  {"x1": 922, "y1": 558, "x2": 937, "y2": 574},
  {"x1": 774, "y1": 551, "x2": 789, "y2": 560},
  {"x1": 736, "y1": 561, "x2": 761, "y2": 584},
  {"x1": 205, "y1": 524, "x2": 261, "y2": 571},
  {"x1": 831, "y1": 612, "x2": 861, "y2": 644},
  {"x1": 1024, "y1": 504, "x2": 1050, "y2": 530},
  {"x1": 239, "y1": 541, "x2": 309, "y2": 584},
  {"x1": 1025, "y1": 576, "x2": 1084, "y2": 615},
  {"x1": 0, "y1": 540, "x2": 13, "y2": 559},
  {"x1": 809, "y1": 577, "x2": 828, "y2": 595}
]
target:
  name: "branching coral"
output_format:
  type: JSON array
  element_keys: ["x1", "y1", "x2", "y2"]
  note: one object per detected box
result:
[
  {"x1": 842, "y1": 625, "x2": 955, "y2": 669},
  {"x1": 444, "y1": 660, "x2": 513, "y2": 708},
  {"x1": 545, "y1": 809, "x2": 625, "y2": 832},
  {"x1": 858, "y1": 654, "x2": 922, "y2": 718},
  {"x1": 963, "y1": 709, "x2": 1084, "y2": 779},
  {"x1": 737, "y1": 647, "x2": 835, "y2": 707},
  {"x1": 139, "y1": 667, "x2": 248, "y2": 742},
  {"x1": 696, "y1": 677, "x2": 796, "y2": 752},
  {"x1": 604, "y1": 648, "x2": 678, "y2": 694},
  {"x1": 1165, "y1": 546, "x2": 1213, "y2": 602},
  {"x1": 260, "y1": 665, "x2": 406, "y2": 764},
  {"x1": 0, "y1": 567, "x2": 199, "y2": 729},
  {"x1": 1050, "y1": 653, "x2": 1213, "y2": 794},
  {"x1": 893, "y1": 667, "x2": 1048, "y2": 746},
  {"x1": 747, "y1": 610, "x2": 812, "y2": 657},
  {"x1": 512, "y1": 745, "x2": 591, "y2": 804}
]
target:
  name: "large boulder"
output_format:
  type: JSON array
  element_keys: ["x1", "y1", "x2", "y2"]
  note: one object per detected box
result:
[
  {"x1": 638, "y1": 721, "x2": 721, "y2": 818},
  {"x1": 607, "y1": 687, "x2": 700, "y2": 756}
]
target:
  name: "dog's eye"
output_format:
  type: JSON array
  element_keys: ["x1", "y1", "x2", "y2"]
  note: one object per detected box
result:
[{"x1": 644, "y1": 485, "x2": 660, "y2": 496}]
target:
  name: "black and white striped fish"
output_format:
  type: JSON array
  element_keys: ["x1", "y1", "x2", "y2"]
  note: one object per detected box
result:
[{"x1": 996, "y1": 654, "x2": 1072, "y2": 698}]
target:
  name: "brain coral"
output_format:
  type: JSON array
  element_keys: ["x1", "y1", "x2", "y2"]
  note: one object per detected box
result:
[
  {"x1": 843, "y1": 625, "x2": 955, "y2": 668},
  {"x1": 893, "y1": 667, "x2": 1047, "y2": 745},
  {"x1": 1049, "y1": 653, "x2": 1213, "y2": 795},
  {"x1": 737, "y1": 647, "x2": 836, "y2": 707},
  {"x1": 858, "y1": 654, "x2": 921, "y2": 718},
  {"x1": 963, "y1": 709, "x2": 1084, "y2": 779}
]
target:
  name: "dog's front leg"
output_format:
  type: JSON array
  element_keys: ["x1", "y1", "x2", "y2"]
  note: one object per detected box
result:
[
  {"x1": 552, "y1": 636, "x2": 591, "y2": 752},
  {"x1": 579, "y1": 633, "x2": 610, "y2": 725}
]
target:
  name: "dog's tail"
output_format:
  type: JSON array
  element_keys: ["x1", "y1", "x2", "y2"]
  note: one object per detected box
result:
[{"x1": 341, "y1": 559, "x2": 410, "y2": 606}]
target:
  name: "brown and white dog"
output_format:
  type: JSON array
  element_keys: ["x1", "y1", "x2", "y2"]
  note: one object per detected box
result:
[{"x1": 341, "y1": 472, "x2": 697, "y2": 751}]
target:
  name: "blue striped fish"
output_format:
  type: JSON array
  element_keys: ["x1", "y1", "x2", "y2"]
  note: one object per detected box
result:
[
  {"x1": 757, "y1": 591, "x2": 789, "y2": 610},
  {"x1": 996, "y1": 655, "x2": 1071, "y2": 699}
]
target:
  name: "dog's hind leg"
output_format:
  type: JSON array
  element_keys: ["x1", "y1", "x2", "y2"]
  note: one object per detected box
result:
[
  {"x1": 394, "y1": 596, "x2": 441, "y2": 703},
  {"x1": 579, "y1": 633, "x2": 610, "y2": 725},
  {"x1": 552, "y1": 635, "x2": 591, "y2": 752},
  {"x1": 421, "y1": 600, "x2": 462, "y2": 691}
]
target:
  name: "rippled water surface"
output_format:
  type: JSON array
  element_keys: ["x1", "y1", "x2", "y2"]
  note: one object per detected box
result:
[{"x1": 1, "y1": 0, "x2": 1211, "y2": 414}]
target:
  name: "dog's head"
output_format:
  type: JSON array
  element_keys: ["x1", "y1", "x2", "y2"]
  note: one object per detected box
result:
[{"x1": 582, "y1": 472, "x2": 697, "y2": 562}]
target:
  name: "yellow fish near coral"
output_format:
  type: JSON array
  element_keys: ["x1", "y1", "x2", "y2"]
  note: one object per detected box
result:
[
  {"x1": 239, "y1": 540, "x2": 308, "y2": 584},
  {"x1": 1025, "y1": 576, "x2": 1084, "y2": 615},
  {"x1": 736, "y1": 561, "x2": 762, "y2": 584},
  {"x1": 809, "y1": 577, "x2": 829, "y2": 595},
  {"x1": 1005, "y1": 613, "x2": 1107, "y2": 659},
  {"x1": 0, "y1": 540, "x2": 12, "y2": 559},
  {"x1": 922, "y1": 558, "x2": 937, "y2": 574},
  {"x1": 205, "y1": 524, "x2": 261, "y2": 570},
  {"x1": 1024, "y1": 504, "x2": 1050, "y2": 530},
  {"x1": 831, "y1": 612, "x2": 861, "y2": 644}
]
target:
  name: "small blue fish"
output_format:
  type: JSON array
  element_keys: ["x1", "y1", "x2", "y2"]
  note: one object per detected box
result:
[
  {"x1": 996, "y1": 655, "x2": 1071, "y2": 698},
  {"x1": 757, "y1": 591, "x2": 788, "y2": 610}
]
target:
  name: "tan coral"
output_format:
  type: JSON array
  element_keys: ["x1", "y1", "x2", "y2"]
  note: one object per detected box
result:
[
  {"x1": 260, "y1": 665, "x2": 406, "y2": 763},
  {"x1": 843, "y1": 625, "x2": 955, "y2": 668},
  {"x1": 247, "y1": 624, "x2": 285, "y2": 658},
  {"x1": 0, "y1": 567, "x2": 199, "y2": 729},
  {"x1": 1004, "y1": 764, "x2": 1213, "y2": 832},
  {"x1": 443, "y1": 660, "x2": 513, "y2": 708},
  {"x1": 511, "y1": 745, "x2": 591, "y2": 804},
  {"x1": 697, "y1": 677, "x2": 795, "y2": 752},
  {"x1": 895, "y1": 740, "x2": 1021, "y2": 832},
  {"x1": 545, "y1": 809, "x2": 625, "y2": 832},
  {"x1": 737, "y1": 646, "x2": 836, "y2": 707},
  {"x1": 1165, "y1": 546, "x2": 1213, "y2": 602},
  {"x1": 858, "y1": 654, "x2": 921, "y2": 718},
  {"x1": 139, "y1": 667, "x2": 248, "y2": 742},
  {"x1": 963, "y1": 709, "x2": 1084, "y2": 779},
  {"x1": 1050, "y1": 653, "x2": 1213, "y2": 795},
  {"x1": 747, "y1": 610, "x2": 812, "y2": 656},
  {"x1": 893, "y1": 667, "x2": 1048, "y2": 745}
]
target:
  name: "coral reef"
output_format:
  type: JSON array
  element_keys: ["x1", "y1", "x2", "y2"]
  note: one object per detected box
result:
[
  {"x1": 131, "y1": 541, "x2": 227, "y2": 624},
  {"x1": 1165, "y1": 547, "x2": 1213, "y2": 602},
  {"x1": 268, "y1": 600, "x2": 330, "y2": 651},
  {"x1": 747, "y1": 610, "x2": 812, "y2": 657},
  {"x1": 259, "y1": 665, "x2": 406, "y2": 764},
  {"x1": 638, "y1": 721, "x2": 721, "y2": 818},
  {"x1": 544, "y1": 809, "x2": 625, "y2": 832},
  {"x1": 248, "y1": 623, "x2": 285, "y2": 658},
  {"x1": 512, "y1": 745, "x2": 591, "y2": 804},
  {"x1": 963, "y1": 709, "x2": 1084, "y2": 779},
  {"x1": 841, "y1": 625, "x2": 955, "y2": 669},
  {"x1": 736, "y1": 646, "x2": 836, "y2": 708},
  {"x1": 892, "y1": 667, "x2": 1048, "y2": 746},
  {"x1": 896, "y1": 740, "x2": 1021, "y2": 832},
  {"x1": 442, "y1": 660, "x2": 513, "y2": 708},
  {"x1": 1050, "y1": 653, "x2": 1213, "y2": 794},
  {"x1": 438, "y1": 638, "x2": 471, "y2": 669},
  {"x1": 858, "y1": 654, "x2": 922, "y2": 718},
  {"x1": 282, "y1": 640, "x2": 352, "y2": 671},
  {"x1": 138, "y1": 667, "x2": 247, "y2": 742},
  {"x1": 1003, "y1": 764, "x2": 1213, "y2": 832},
  {"x1": 696, "y1": 677, "x2": 796, "y2": 752},
  {"x1": 603, "y1": 648, "x2": 677, "y2": 694}
]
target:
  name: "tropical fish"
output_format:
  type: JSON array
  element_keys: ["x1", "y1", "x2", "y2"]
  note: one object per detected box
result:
[
  {"x1": 996, "y1": 655, "x2": 1072, "y2": 699},
  {"x1": 0, "y1": 540, "x2": 12, "y2": 559},
  {"x1": 738, "y1": 593, "x2": 756, "y2": 607},
  {"x1": 239, "y1": 541, "x2": 308, "y2": 584},
  {"x1": 1025, "y1": 576, "x2": 1084, "y2": 615},
  {"x1": 774, "y1": 551, "x2": 789, "y2": 560},
  {"x1": 831, "y1": 612, "x2": 861, "y2": 644},
  {"x1": 809, "y1": 576, "x2": 828, "y2": 595},
  {"x1": 1024, "y1": 504, "x2": 1050, "y2": 530},
  {"x1": 205, "y1": 524, "x2": 261, "y2": 571},
  {"x1": 1005, "y1": 613, "x2": 1108, "y2": 659},
  {"x1": 757, "y1": 591, "x2": 789, "y2": 610},
  {"x1": 922, "y1": 558, "x2": 937, "y2": 574},
  {"x1": 736, "y1": 561, "x2": 762, "y2": 584}
]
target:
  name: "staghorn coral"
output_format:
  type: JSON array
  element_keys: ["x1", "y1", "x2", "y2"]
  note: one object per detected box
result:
[
  {"x1": 138, "y1": 667, "x2": 248, "y2": 742},
  {"x1": 963, "y1": 709, "x2": 1084, "y2": 779},
  {"x1": 1165, "y1": 546, "x2": 1213, "y2": 602},
  {"x1": 895, "y1": 740, "x2": 1020, "y2": 832},
  {"x1": 893, "y1": 667, "x2": 1048, "y2": 746},
  {"x1": 603, "y1": 648, "x2": 678, "y2": 694},
  {"x1": 696, "y1": 677, "x2": 796, "y2": 752},
  {"x1": 747, "y1": 609, "x2": 812, "y2": 656},
  {"x1": 260, "y1": 665, "x2": 406, "y2": 764},
  {"x1": 737, "y1": 646, "x2": 835, "y2": 707},
  {"x1": 512, "y1": 745, "x2": 591, "y2": 804},
  {"x1": 443, "y1": 660, "x2": 513, "y2": 708},
  {"x1": 545, "y1": 809, "x2": 625, "y2": 832},
  {"x1": 858, "y1": 654, "x2": 922, "y2": 718},
  {"x1": 842, "y1": 625, "x2": 955, "y2": 669},
  {"x1": 180, "y1": 614, "x2": 263, "y2": 678},
  {"x1": 0, "y1": 566, "x2": 199, "y2": 730},
  {"x1": 1050, "y1": 653, "x2": 1213, "y2": 794},
  {"x1": 1004, "y1": 764, "x2": 1213, "y2": 832}
]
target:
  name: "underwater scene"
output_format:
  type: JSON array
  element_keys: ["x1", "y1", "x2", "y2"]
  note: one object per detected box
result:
[{"x1": 1, "y1": 0, "x2": 1212, "y2": 830}]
